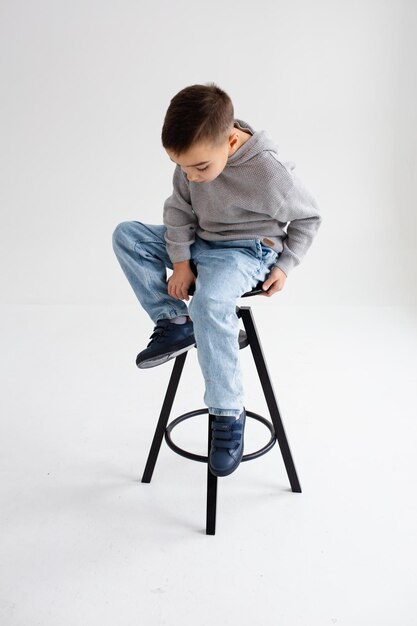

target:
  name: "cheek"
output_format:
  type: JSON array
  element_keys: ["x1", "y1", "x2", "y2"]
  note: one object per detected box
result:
[
  {"x1": 204, "y1": 171, "x2": 220, "y2": 182},
  {"x1": 209, "y1": 162, "x2": 225, "y2": 177}
]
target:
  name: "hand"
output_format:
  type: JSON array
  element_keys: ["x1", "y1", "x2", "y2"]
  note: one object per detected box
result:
[
  {"x1": 167, "y1": 261, "x2": 196, "y2": 301},
  {"x1": 260, "y1": 266, "x2": 287, "y2": 297}
]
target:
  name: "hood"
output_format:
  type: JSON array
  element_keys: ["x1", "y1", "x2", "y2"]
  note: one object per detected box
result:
[{"x1": 226, "y1": 118, "x2": 282, "y2": 167}]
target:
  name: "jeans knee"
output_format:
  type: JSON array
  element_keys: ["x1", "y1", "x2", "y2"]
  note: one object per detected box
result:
[
  {"x1": 112, "y1": 221, "x2": 129, "y2": 251},
  {"x1": 189, "y1": 291, "x2": 234, "y2": 323},
  {"x1": 112, "y1": 221, "x2": 143, "y2": 254}
]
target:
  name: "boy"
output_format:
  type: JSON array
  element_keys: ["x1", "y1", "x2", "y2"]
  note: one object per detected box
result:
[{"x1": 112, "y1": 83, "x2": 322, "y2": 478}]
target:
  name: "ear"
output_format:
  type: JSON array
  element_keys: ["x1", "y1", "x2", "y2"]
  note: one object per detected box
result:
[{"x1": 228, "y1": 130, "x2": 239, "y2": 150}]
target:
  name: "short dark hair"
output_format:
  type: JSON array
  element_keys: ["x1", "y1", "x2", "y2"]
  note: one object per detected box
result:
[{"x1": 161, "y1": 83, "x2": 234, "y2": 155}]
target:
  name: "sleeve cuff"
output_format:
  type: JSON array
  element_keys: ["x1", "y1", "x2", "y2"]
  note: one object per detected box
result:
[
  {"x1": 166, "y1": 243, "x2": 192, "y2": 264},
  {"x1": 272, "y1": 252, "x2": 299, "y2": 276}
]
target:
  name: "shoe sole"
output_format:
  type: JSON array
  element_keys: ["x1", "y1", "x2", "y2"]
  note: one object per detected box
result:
[{"x1": 137, "y1": 342, "x2": 195, "y2": 369}]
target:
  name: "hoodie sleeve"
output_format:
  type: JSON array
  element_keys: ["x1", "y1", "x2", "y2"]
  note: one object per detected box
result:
[
  {"x1": 270, "y1": 171, "x2": 322, "y2": 276},
  {"x1": 163, "y1": 165, "x2": 198, "y2": 263}
]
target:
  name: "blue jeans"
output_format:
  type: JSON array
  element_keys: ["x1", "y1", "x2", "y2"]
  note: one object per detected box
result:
[{"x1": 112, "y1": 221, "x2": 278, "y2": 417}]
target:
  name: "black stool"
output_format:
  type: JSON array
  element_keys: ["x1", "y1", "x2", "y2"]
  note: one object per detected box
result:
[{"x1": 141, "y1": 284, "x2": 302, "y2": 535}]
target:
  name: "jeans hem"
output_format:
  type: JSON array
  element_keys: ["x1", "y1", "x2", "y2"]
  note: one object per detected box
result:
[
  {"x1": 209, "y1": 407, "x2": 243, "y2": 418},
  {"x1": 156, "y1": 309, "x2": 189, "y2": 323}
]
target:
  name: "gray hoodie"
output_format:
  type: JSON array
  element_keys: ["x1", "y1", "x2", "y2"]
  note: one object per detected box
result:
[{"x1": 163, "y1": 118, "x2": 322, "y2": 276}]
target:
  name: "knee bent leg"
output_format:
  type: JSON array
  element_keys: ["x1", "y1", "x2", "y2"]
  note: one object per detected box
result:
[
  {"x1": 189, "y1": 291, "x2": 236, "y2": 324},
  {"x1": 112, "y1": 220, "x2": 148, "y2": 254}
]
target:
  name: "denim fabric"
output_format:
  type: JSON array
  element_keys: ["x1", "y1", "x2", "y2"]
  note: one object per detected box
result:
[{"x1": 112, "y1": 221, "x2": 278, "y2": 417}]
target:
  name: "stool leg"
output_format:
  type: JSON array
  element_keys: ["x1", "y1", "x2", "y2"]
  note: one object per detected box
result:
[
  {"x1": 206, "y1": 414, "x2": 217, "y2": 535},
  {"x1": 141, "y1": 352, "x2": 187, "y2": 483},
  {"x1": 239, "y1": 307, "x2": 302, "y2": 493}
]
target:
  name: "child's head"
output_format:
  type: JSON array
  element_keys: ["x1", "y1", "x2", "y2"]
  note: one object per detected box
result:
[{"x1": 162, "y1": 83, "x2": 240, "y2": 183}]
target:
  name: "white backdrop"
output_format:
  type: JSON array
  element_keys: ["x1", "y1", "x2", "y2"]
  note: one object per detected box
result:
[{"x1": 1, "y1": 0, "x2": 416, "y2": 306}]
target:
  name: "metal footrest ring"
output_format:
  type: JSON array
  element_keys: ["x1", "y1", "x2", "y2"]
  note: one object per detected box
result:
[{"x1": 165, "y1": 408, "x2": 276, "y2": 463}]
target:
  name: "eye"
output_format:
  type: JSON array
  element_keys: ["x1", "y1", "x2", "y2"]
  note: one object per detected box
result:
[{"x1": 197, "y1": 165, "x2": 209, "y2": 172}]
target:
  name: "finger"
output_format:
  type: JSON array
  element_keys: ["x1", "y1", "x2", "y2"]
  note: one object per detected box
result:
[
  {"x1": 262, "y1": 279, "x2": 276, "y2": 292},
  {"x1": 260, "y1": 285, "x2": 273, "y2": 296},
  {"x1": 262, "y1": 283, "x2": 279, "y2": 297}
]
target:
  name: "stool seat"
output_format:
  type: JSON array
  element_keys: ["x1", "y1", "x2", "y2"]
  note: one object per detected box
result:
[
  {"x1": 187, "y1": 278, "x2": 265, "y2": 299},
  {"x1": 140, "y1": 304, "x2": 302, "y2": 535}
]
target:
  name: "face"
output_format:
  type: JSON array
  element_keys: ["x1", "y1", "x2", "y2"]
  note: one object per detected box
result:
[{"x1": 166, "y1": 132, "x2": 238, "y2": 183}]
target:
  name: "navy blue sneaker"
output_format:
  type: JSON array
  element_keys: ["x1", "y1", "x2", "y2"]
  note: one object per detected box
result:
[
  {"x1": 136, "y1": 319, "x2": 195, "y2": 368},
  {"x1": 208, "y1": 409, "x2": 246, "y2": 477}
]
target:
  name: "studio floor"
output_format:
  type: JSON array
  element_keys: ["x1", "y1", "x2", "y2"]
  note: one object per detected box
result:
[{"x1": 1, "y1": 303, "x2": 416, "y2": 625}]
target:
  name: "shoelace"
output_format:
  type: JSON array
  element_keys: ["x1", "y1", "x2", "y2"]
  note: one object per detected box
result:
[
  {"x1": 211, "y1": 420, "x2": 243, "y2": 450},
  {"x1": 146, "y1": 321, "x2": 174, "y2": 347}
]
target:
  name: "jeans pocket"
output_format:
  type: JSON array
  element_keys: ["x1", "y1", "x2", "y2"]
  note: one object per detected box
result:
[{"x1": 260, "y1": 243, "x2": 278, "y2": 268}]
